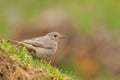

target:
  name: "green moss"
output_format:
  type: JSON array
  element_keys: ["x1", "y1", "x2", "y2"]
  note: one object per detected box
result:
[{"x1": 0, "y1": 39, "x2": 75, "y2": 80}]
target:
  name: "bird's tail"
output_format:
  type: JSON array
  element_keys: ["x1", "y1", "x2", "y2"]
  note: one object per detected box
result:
[
  {"x1": 8, "y1": 40, "x2": 36, "y2": 50},
  {"x1": 8, "y1": 40, "x2": 23, "y2": 45}
]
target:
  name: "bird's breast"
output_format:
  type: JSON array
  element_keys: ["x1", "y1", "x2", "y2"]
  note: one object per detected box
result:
[{"x1": 35, "y1": 47, "x2": 56, "y2": 58}]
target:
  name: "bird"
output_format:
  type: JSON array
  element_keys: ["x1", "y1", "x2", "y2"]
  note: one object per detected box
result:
[{"x1": 10, "y1": 32, "x2": 64, "y2": 59}]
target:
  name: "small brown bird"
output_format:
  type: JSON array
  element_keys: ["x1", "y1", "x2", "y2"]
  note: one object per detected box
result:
[{"x1": 10, "y1": 32, "x2": 64, "y2": 59}]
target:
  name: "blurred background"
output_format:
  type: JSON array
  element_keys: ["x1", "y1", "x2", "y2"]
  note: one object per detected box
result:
[{"x1": 0, "y1": 0, "x2": 120, "y2": 80}]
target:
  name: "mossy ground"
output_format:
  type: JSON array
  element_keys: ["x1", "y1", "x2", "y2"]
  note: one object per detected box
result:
[{"x1": 0, "y1": 39, "x2": 75, "y2": 80}]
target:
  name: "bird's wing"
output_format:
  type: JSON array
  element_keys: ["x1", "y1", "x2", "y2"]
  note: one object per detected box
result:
[{"x1": 23, "y1": 39, "x2": 54, "y2": 49}]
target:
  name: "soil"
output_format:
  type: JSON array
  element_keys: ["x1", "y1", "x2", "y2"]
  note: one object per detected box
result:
[{"x1": 0, "y1": 48, "x2": 47, "y2": 80}]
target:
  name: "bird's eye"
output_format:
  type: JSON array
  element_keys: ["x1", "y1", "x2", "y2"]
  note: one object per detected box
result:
[{"x1": 54, "y1": 35, "x2": 57, "y2": 37}]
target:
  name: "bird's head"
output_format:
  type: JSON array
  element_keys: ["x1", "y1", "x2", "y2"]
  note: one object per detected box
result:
[{"x1": 47, "y1": 32, "x2": 64, "y2": 42}]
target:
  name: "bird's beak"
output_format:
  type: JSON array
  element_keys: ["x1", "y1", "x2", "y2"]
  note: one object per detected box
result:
[{"x1": 60, "y1": 36, "x2": 65, "y2": 39}]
